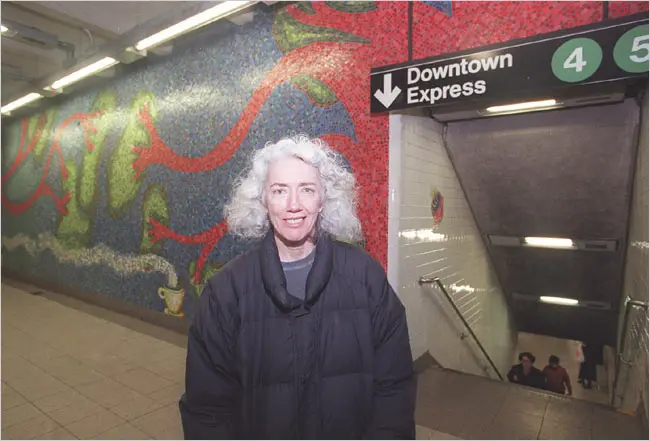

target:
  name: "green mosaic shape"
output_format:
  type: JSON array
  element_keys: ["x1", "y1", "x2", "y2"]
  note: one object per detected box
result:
[
  {"x1": 188, "y1": 260, "x2": 225, "y2": 299},
  {"x1": 56, "y1": 160, "x2": 91, "y2": 249},
  {"x1": 2, "y1": 109, "x2": 56, "y2": 201},
  {"x1": 325, "y1": 1, "x2": 377, "y2": 13},
  {"x1": 291, "y1": 74, "x2": 338, "y2": 106},
  {"x1": 140, "y1": 184, "x2": 170, "y2": 255},
  {"x1": 31, "y1": 108, "x2": 58, "y2": 163},
  {"x1": 79, "y1": 90, "x2": 117, "y2": 214},
  {"x1": 107, "y1": 91, "x2": 157, "y2": 219},
  {"x1": 273, "y1": 6, "x2": 369, "y2": 54},
  {"x1": 25, "y1": 114, "x2": 42, "y2": 153},
  {"x1": 294, "y1": 2, "x2": 315, "y2": 14}
]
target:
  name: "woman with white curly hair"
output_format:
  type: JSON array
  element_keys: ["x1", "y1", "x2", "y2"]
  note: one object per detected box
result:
[{"x1": 180, "y1": 135, "x2": 415, "y2": 440}]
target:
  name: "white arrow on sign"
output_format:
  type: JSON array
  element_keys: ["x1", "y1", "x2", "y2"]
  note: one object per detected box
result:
[{"x1": 374, "y1": 73, "x2": 401, "y2": 109}]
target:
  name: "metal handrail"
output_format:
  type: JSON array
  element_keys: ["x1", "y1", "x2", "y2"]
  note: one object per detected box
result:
[
  {"x1": 419, "y1": 276, "x2": 504, "y2": 380},
  {"x1": 611, "y1": 296, "x2": 649, "y2": 406}
]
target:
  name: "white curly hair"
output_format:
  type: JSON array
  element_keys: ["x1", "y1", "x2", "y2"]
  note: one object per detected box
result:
[{"x1": 224, "y1": 135, "x2": 362, "y2": 242}]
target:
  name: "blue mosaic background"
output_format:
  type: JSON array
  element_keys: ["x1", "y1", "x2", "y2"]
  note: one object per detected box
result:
[{"x1": 421, "y1": 1, "x2": 453, "y2": 17}]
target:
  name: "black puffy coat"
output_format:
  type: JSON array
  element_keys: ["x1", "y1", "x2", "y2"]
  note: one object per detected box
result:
[{"x1": 179, "y1": 232, "x2": 416, "y2": 439}]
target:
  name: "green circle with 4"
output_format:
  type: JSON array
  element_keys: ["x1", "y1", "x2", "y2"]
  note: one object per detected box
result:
[
  {"x1": 614, "y1": 24, "x2": 649, "y2": 73},
  {"x1": 552, "y1": 38, "x2": 603, "y2": 83}
]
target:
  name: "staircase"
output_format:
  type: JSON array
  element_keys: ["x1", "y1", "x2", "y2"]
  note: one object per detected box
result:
[{"x1": 415, "y1": 366, "x2": 645, "y2": 440}]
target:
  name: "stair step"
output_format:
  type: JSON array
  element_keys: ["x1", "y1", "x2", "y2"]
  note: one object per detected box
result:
[{"x1": 415, "y1": 366, "x2": 643, "y2": 440}]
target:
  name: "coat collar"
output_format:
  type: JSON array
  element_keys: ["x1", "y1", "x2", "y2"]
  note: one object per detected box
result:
[{"x1": 259, "y1": 231, "x2": 333, "y2": 316}]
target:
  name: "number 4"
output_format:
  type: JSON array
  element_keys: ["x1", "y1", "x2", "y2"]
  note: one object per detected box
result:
[
  {"x1": 630, "y1": 35, "x2": 649, "y2": 63},
  {"x1": 564, "y1": 47, "x2": 587, "y2": 72}
]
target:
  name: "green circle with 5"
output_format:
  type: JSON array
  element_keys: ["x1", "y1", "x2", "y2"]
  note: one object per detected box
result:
[
  {"x1": 614, "y1": 24, "x2": 649, "y2": 73},
  {"x1": 552, "y1": 38, "x2": 603, "y2": 83}
]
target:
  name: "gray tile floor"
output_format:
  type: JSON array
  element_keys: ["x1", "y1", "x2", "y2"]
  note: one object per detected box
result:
[
  {"x1": 2, "y1": 281, "x2": 644, "y2": 440},
  {"x1": 2, "y1": 283, "x2": 185, "y2": 440}
]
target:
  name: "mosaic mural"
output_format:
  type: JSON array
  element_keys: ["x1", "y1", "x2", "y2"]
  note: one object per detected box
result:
[{"x1": 2, "y1": 1, "x2": 647, "y2": 319}]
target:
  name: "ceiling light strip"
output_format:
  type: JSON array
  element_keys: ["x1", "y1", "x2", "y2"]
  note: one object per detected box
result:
[
  {"x1": 523, "y1": 236, "x2": 576, "y2": 249},
  {"x1": 485, "y1": 99, "x2": 558, "y2": 113},
  {"x1": 1, "y1": 93, "x2": 43, "y2": 114},
  {"x1": 134, "y1": 1, "x2": 256, "y2": 51},
  {"x1": 50, "y1": 57, "x2": 119, "y2": 90},
  {"x1": 539, "y1": 296, "x2": 579, "y2": 306}
]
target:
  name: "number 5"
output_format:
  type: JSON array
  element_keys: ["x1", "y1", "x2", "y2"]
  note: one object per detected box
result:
[{"x1": 630, "y1": 34, "x2": 649, "y2": 63}]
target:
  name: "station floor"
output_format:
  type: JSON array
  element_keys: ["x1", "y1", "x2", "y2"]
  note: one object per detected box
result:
[{"x1": 1, "y1": 281, "x2": 644, "y2": 440}]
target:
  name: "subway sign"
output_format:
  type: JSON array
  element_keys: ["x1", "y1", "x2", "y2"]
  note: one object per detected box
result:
[{"x1": 370, "y1": 13, "x2": 649, "y2": 114}]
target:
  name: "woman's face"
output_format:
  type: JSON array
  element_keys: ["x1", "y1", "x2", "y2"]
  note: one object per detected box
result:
[{"x1": 265, "y1": 156, "x2": 323, "y2": 246}]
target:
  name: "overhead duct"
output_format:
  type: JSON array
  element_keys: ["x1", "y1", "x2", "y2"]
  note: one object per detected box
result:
[
  {"x1": 2, "y1": 19, "x2": 59, "y2": 49},
  {"x1": 2, "y1": 19, "x2": 76, "y2": 68},
  {"x1": 1, "y1": 63, "x2": 32, "y2": 82}
]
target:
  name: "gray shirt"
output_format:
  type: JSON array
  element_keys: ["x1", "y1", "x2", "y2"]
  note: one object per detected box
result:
[{"x1": 281, "y1": 249, "x2": 315, "y2": 301}]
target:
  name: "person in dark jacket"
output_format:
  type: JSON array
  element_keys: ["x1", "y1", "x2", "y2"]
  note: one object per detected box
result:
[
  {"x1": 179, "y1": 135, "x2": 416, "y2": 440},
  {"x1": 507, "y1": 352, "x2": 545, "y2": 390},
  {"x1": 579, "y1": 342, "x2": 599, "y2": 389}
]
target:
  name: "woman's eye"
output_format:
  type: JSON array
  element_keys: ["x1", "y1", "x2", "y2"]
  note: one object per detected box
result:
[
  {"x1": 302, "y1": 187, "x2": 315, "y2": 193},
  {"x1": 272, "y1": 188, "x2": 286, "y2": 195}
]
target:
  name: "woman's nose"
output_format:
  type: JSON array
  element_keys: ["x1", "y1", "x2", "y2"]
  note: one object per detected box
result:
[{"x1": 286, "y1": 191, "x2": 300, "y2": 211}]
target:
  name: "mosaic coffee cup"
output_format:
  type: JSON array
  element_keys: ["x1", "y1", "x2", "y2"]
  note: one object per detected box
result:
[{"x1": 158, "y1": 286, "x2": 185, "y2": 317}]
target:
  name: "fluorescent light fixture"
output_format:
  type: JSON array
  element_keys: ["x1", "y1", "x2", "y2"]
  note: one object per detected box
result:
[
  {"x1": 540, "y1": 296, "x2": 579, "y2": 306},
  {"x1": 399, "y1": 229, "x2": 447, "y2": 243},
  {"x1": 134, "y1": 1, "x2": 255, "y2": 51},
  {"x1": 1, "y1": 24, "x2": 8, "y2": 34},
  {"x1": 524, "y1": 236, "x2": 575, "y2": 249},
  {"x1": 485, "y1": 99, "x2": 558, "y2": 113},
  {"x1": 50, "y1": 57, "x2": 118, "y2": 90},
  {"x1": 1, "y1": 93, "x2": 43, "y2": 114}
]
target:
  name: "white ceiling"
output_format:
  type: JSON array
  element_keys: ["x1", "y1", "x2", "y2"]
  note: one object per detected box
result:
[{"x1": 31, "y1": 1, "x2": 188, "y2": 36}]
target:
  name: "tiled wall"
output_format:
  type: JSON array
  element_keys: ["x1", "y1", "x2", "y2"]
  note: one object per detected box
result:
[
  {"x1": 388, "y1": 114, "x2": 516, "y2": 377},
  {"x1": 616, "y1": 93, "x2": 649, "y2": 414}
]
